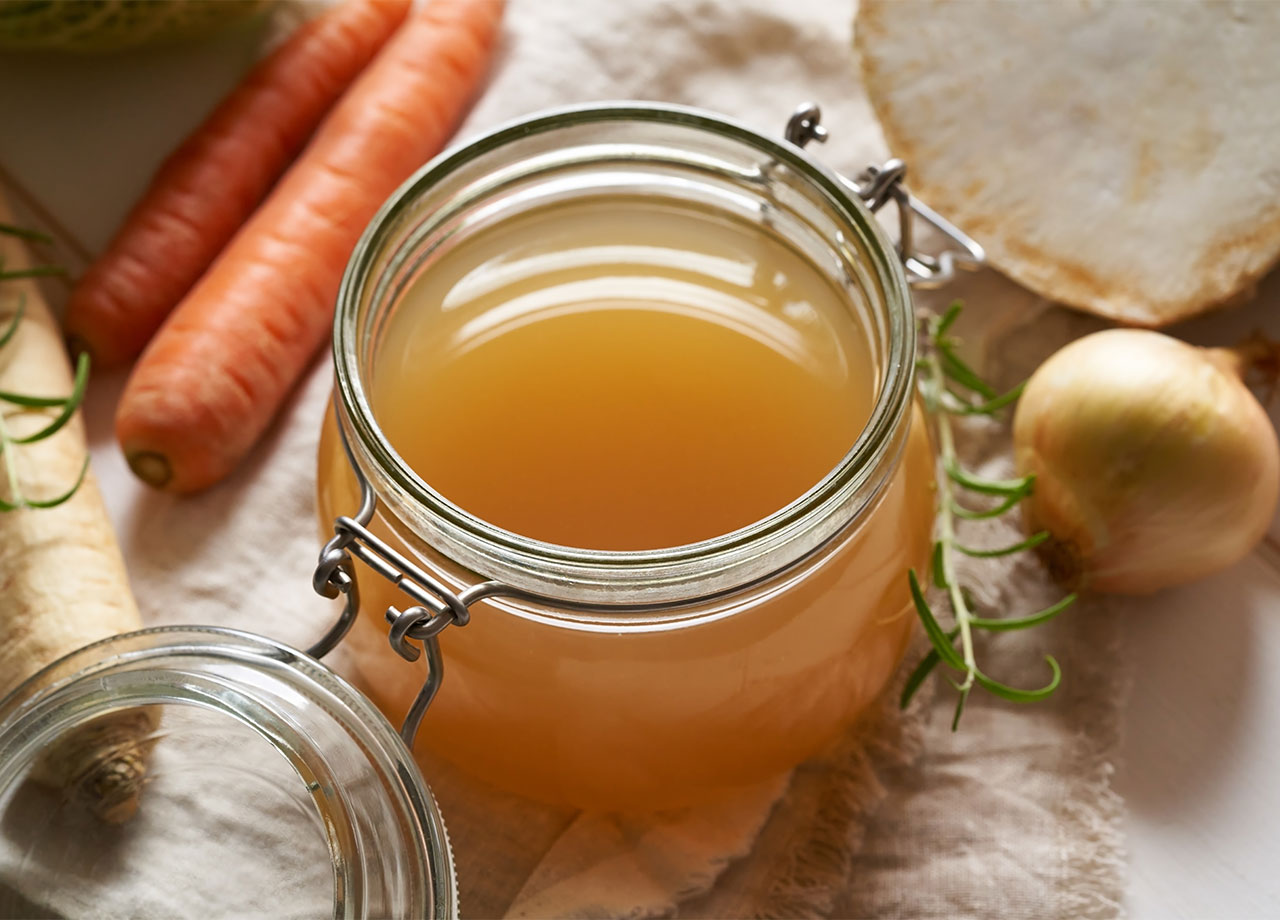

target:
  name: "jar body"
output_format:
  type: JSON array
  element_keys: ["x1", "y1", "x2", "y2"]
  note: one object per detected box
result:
[
  {"x1": 317, "y1": 104, "x2": 933, "y2": 811},
  {"x1": 317, "y1": 405, "x2": 932, "y2": 810}
]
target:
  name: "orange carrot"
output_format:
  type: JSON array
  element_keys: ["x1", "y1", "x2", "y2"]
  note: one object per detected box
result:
[
  {"x1": 63, "y1": 0, "x2": 412, "y2": 369},
  {"x1": 116, "y1": 0, "x2": 505, "y2": 493}
]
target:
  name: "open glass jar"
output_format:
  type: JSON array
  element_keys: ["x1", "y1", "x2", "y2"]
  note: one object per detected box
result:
[
  {"x1": 0, "y1": 102, "x2": 984, "y2": 917},
  {"x1": 312, "y1": 103, "x2": 980, "y2": 811}
]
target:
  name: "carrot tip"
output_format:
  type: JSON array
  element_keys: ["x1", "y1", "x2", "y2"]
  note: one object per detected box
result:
[{"x1": 127, "y1": 451, "x2": 172, "y2": 489}]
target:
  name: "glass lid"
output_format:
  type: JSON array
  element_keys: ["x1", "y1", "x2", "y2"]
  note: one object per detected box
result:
[{"x1": 0, "y1": 627, "x2": 455, "y2": 920}]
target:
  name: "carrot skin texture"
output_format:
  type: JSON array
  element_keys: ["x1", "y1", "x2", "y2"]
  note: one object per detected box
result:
[
  {"x1": 63, "y1": 0, "x2": 412, "y2": 369},
  {"x1": 116, "y1": 0, "x2": 505, "y2": 493}
]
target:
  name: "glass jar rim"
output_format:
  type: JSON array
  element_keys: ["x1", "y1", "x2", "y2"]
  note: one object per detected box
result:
[
  {"x1": 0, "y1": 625, "x2": 456, "y2": 918},
  {"x1": 332, "y1": 101, "x2": 915, "y2": 593}
]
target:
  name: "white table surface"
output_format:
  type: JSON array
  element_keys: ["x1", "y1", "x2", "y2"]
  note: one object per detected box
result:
[{"x1": 2, "y1": 17, "x2": 1279, "y2": 920}]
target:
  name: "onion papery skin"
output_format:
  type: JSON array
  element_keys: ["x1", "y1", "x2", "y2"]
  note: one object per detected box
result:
[{"x1": 1013, "y1": 329, "x2": 1279, "y2": 595}]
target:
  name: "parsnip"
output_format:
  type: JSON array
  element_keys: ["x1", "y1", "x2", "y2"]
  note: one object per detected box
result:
[{"x1": 0, "y1": 192, "x2": 154, "y2": 823}]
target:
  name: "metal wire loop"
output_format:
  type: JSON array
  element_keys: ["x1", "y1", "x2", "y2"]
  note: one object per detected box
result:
[
  {"x1": 852, "y1": 159, "x2": 907, "y2": 211},
  {"x1": 306, "y1": 402, "x2": 476, "y2": 748},
  {"x1": 783, "y1": 102, "x2": 985, "y2": 289},
  {"x1": 387, "y1": 606, "x2": 430, "y2": 661},
  {"x1": 784, "y1": 102, "x2": 829, "y2": 148},
  {"x1": 306, "y1": 552, "x2": 360, "y2": 661},
  {"x1": 313, "y1": 539, "x2": 353, "y2": 599}
]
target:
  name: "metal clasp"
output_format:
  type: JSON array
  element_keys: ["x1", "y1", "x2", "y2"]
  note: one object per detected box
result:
[
  {"x1": 305, "y1": 409, "x2": 588, "y2": 750},
  {"x1": 784, "y1": 102, "x2": 984, "y2": 288},
  {"x1": 307, "y1": 410, "x2": 476, "y2": 750}
]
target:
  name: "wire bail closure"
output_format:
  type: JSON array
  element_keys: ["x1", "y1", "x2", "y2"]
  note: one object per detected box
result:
[
  {"x1": 306, "y1": 409, "x2": 476, "y2": 749},
  {"x1": 308, "y1": 102, "x2": 985, "y2": 752},
  {"x1": 784, "y1": 102, "x2": 985, "y2": 288}
]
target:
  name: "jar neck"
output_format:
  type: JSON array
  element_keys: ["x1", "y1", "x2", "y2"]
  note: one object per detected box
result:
[
  {"x1": 0, "y1": 628, "x2": 454, "y2": 919},
  {"x1": 333, "y1": 103, "x2": 916, "y2": 607}
]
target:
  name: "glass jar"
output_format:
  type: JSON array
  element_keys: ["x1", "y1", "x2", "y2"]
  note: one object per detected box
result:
[
  {"x1": 314, "y1": 103, "x2": 945, "y2": 812},
  {"x1": 0, "y1": 627, "x2": 455, "y2": 919}
]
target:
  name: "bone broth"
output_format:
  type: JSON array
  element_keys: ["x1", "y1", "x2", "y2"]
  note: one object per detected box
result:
[
  {"x1": 371, "y1": 198, "x2": 874, "y2": 549},
  {"x1": 317, "y1": 177, "x2": 933, "y2": 810}
]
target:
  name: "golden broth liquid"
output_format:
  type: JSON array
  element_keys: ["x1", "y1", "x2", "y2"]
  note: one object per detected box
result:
[
  {"x1": 317, "y1": 196, "x2": 934, "y2": 810},
  {"x1": 374, "y1": 199, "x2": 873, "y2": 547}
]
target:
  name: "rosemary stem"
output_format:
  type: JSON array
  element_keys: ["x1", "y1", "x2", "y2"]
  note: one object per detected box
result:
[
  {"x1": 908, "y1": 301, "x2": 1069, "y2": 726},
  {"x1": 928, "y1": 351, "x2": 977, "y2": 690}
]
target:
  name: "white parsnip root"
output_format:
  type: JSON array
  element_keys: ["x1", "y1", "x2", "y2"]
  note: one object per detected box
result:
[{"x1": 0, "y1": 193, "x2": 155, "y2": 823}]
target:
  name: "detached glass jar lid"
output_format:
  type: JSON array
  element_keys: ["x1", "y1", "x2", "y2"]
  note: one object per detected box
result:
[{"x1": 0, "y1": 627, "x2": 454, "y2": 920}]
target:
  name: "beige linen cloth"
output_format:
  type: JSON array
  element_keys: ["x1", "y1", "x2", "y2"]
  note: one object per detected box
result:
[{"x1": 3, "y1": 1, "x2": 1125, "y2": 917}]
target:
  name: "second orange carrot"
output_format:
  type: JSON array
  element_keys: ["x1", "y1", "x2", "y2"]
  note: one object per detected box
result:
[
  {"x1": 116, "y1": 0, "x2": 505, "y2": 493},
  {"x1": 64, "y1": 0, "x2": 412, "y2": 369}
]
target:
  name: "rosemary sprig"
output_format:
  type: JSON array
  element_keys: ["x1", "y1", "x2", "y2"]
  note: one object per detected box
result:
[
  {"x1": 0, "y1": 223, "x2": 53, "y2": 244},
  {"x1": 904, "y1": 302, "x2": 1074, "y2": 729},
  {"x1": 0, "y1": 224, "x2": 89, "y2": 510}
]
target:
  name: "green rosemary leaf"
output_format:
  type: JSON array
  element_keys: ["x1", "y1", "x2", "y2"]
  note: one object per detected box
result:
[
  {"x1": 956, "y1": 531, "x2": 1050, "y2": 558},
  {"x1": 22, "y1": 453, "x2": 89, "y2": 509},
  {"x1": 969, "y1": 594, "x2": 1077, "y2": 632},
  {"x1": 901, "y1": 648, "x2": 942, "y2": 709},
  {"x1": 908, "y1": 569, "x2": 966, "y2": 670},
  {"x1": 973, "y1": 655, "x2": 1062, "y2": 702},
  {"x1": 13, "y1": 352, "x2": 90, "y2": 443},
  {"x1": 0, "y1": 243, "x2": 88, "y2": 512},
  {"x1": 950, "y1": 489, "x2": 1029, "y2": 520},
  {"x1": 937, "y1": 340, "x2": 997, "y2": 399},
  {"x1": 0, "y1": 223, "x2": 53, "y2": 244},
  {"x1": 0, "y1": 294, "x2": 24, "y2": 351},
  {"x1": 0, "y1": 388, "x2": 66, "y2": 408},
  {"x1": 911, "y1": 298, "x2": 1066, "y2": 726},
  {"x1": 930, "y1": 541, "x2": 948, "y2": 589},
  {"x1": 0, "y1": 265, "x2": 66, "y2": 282},
  {"x1": 952, "y1": 380, "x2": 1027, "y2": 416},
  {"x1": 950, "y1": 684, "x2": 971, "y2": 731},
  {"x1": 933, "y1": 300, "x2": 963, "y2": 337},
  {"x1": 945, "y1": 458, "x2": 1035, "y2": 496},
  {"x1": 901, "y1": 626, "x2": 962, "y2": 711}
]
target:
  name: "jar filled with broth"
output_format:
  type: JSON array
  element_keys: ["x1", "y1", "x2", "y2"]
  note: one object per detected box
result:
[{"x1": 313, "y1": 103, "x2": 953, "y2": 811}]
